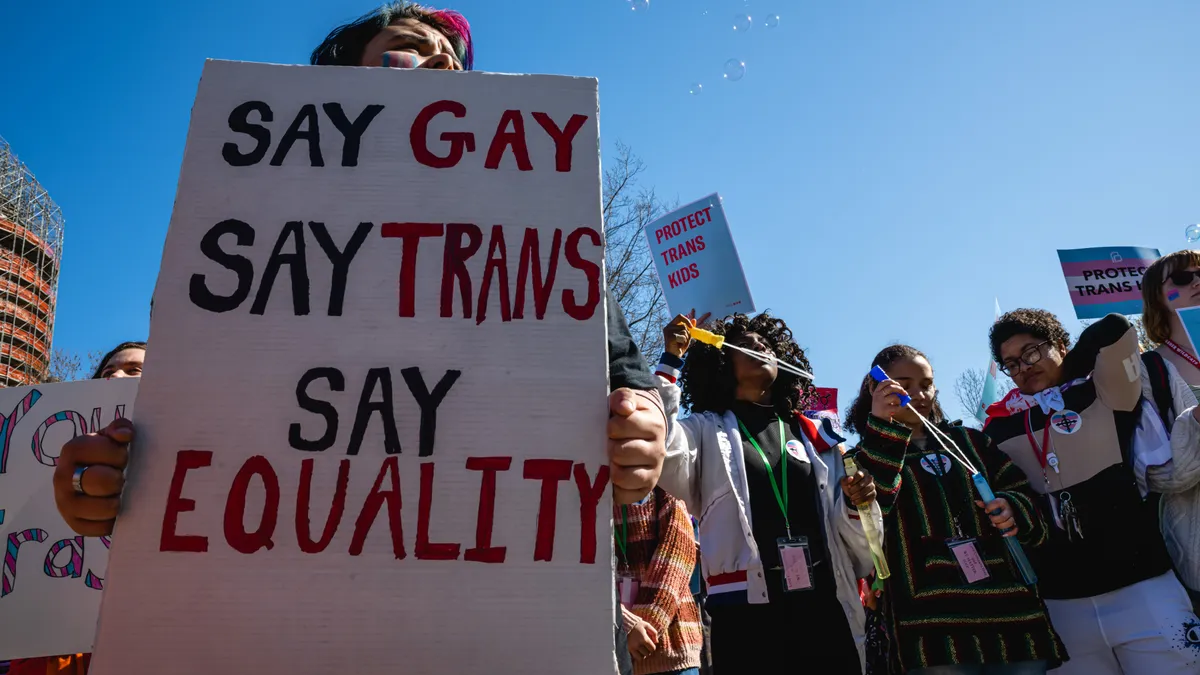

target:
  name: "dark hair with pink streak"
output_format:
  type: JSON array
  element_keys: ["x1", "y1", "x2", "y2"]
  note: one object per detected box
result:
[{"x1": 310, "y1": 2, "x2": 475, "y2": 70}]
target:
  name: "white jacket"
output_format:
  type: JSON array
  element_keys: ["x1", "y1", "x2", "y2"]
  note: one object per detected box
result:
[
  {"x1": 1143, "y1": 358, "x2": 1200, "y2": 591},
  {"x1": 655, "y1": 374, "x2": 878, "y2": 669}
]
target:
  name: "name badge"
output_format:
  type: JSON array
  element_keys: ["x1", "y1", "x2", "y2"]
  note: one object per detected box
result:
[
  {"x1": 618, "y1": 573, "x2": 640, "y2": 608},
  {"x1": 777, "y1": 537, "x2": 815, "y2": 592},
  {"x1": 947, "y1": 538, "x2": 990, "y2": 584}
]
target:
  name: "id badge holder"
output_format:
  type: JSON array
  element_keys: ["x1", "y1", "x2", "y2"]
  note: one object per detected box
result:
[
  {"x1": 777, "y1": 536, "x2": 815, "y2": 592},
  {"x1": 617, "y1": 572, "x2": 640, "y2": 608},
  {"x1": 946, "y1": 538, "x2": 990, "y2": 584}
]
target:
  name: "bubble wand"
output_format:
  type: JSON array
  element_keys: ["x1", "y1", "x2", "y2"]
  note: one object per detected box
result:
[
  {"x1": 843, "y1": 453, "x2": 891, "y2": 580},
  {"x1": 688, "y1": 326, "x2": 814, "y2": 380},
  {"x1": 869, "y1": 366, "x2": 1038, "y2": 586}
]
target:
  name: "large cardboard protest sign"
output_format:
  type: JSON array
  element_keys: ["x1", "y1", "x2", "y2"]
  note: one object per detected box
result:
[
  {"x1": 91, "y1": 61, "x2": 612, "y2": 675},
  {"x1": 645, "y1": 194, "x2": 754, "y2": 320},
  {"x1": 1057, "y1": 246, "x2": 1160, "y2": 319},
  {"x1": 0, "y1": 378, "x2": 138, "y2": 660}
]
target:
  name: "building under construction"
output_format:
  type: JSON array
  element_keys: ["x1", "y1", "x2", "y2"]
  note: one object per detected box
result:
[{"x1": 0, "y1": 136, "x2": 63, "y2": 386}]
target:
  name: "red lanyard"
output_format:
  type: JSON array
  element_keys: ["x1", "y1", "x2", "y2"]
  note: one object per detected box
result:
[
  {"x1": 1165, "y1": 340, "x2": 1200, "y2": 370},
  {"x1": 1024, "y1": 409, "x2": 1053, "y2": 471}
]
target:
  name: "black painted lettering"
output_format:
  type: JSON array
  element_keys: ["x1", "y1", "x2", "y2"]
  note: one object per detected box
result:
[
  {"x1": 289, "y1": 367, "x2": 345, "y2": 452},
  {"x1": 348, "y1": 368, "x2": 402, "y2": 456},
  {"x1": 222, "y1": 102, "x2": 273, "y2": 167},
  {"x1": 190, "y1": 219, "x2": 256, "y2": 313},
  {"x1": 270, "y1": 104, "x2": 324, "y2": 167},
  {"x1": 401, "y1": 367, "x2": 462, "y2": 457},
  {"x1": 309, "y1": 222, "x2": 372, "y2": 316},
  {"x1": 322, "y1": 103, "x2": 385, "y2": 167},
  {"x1": 251, "y1": 221, "x2": 310, "y2": 316}
]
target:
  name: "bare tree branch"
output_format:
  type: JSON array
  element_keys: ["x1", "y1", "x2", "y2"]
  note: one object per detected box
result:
[{"x1": 603, "y1": 142, "x2": 671, "y2": 360}]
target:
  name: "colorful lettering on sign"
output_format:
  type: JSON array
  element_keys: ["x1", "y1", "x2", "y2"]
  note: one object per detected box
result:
[{"x1": 2, "y1": 528, "x2": 48, "y2": 598}]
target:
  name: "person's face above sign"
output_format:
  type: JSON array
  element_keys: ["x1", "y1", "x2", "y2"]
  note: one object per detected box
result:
[
  {"x1": 361, "y1": 18, "x2": 464, "y2": 70},
  {"x1": 100, "y1": 348, "x2": 146, "y2": 379},
  {"x1": 1164, "y1": 266, "x2": 1200, "y2": 310},
  {"x1": 999, "y1": 334, "x2": 1064, "y2": 395}
]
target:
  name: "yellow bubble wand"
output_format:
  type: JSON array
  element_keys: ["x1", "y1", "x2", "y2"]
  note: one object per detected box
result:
[{"x1": 688, "y1": 325, "x2": 814, "y2": 380}]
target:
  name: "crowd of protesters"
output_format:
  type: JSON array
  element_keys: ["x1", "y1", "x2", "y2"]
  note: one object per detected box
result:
[{"x1": 4, "y1": 2, "x2": 1200, "y2": 674}]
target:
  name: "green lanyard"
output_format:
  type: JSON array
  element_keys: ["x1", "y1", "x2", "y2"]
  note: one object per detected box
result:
[
  {"x1": 615, "y1": 505, "x2": 629, "y2": 567},
  {"x1": 738, "y1": 417, "x2": 791, "y2": 538}
]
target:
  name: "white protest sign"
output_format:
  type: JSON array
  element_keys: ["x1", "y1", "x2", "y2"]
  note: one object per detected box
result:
[
  {"x1": 91, "y1": 61, "x2": 613, "y2": 675},
  {"x1": 0, "y1": 378, "x2": 138, "y2": 660},
  {"x1": 644, "y1": 193, "x2": 754, "y2": 320}
]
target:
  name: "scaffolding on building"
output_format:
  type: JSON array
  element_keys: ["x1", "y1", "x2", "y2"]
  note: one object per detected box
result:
[{"x1": 0, "y1": 135, "x2": 64, "y2": 386}]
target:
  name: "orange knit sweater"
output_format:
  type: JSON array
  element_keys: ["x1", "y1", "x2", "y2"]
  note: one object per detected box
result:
[{"x1": 615, "y1": 488, "x2": 702, "y2": 675}]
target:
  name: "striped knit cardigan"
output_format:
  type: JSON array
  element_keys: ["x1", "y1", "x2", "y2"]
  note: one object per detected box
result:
[
  {"x1": 616, "y1": 488, "x2": 703, "y2": 675},
  {"x1": 854, "y1": 416, "x2": 1067, "y2": 672}
]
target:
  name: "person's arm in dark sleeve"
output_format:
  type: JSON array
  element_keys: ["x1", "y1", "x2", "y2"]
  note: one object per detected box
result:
[{"x1": 606, "y1": 290, "x2": 656, "y2": 392}]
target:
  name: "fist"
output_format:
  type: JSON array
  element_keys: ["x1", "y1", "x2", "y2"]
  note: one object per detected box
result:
[
  {"x1": 53, "y1": 419, "x2": 134, "y2": 536},
  {"x1": 841, "y1": 468, "x2": 876, "y2": 506},
  {"x1": 608, "y1": 388, "x2": 667, "y2": 505},
  {"x1": 870, "y1": 379, "x2": 908, "y2": 421},
  {"x1": 661, "y1": 311, "x2": 710, "y2": 359},
  {"x1": 976, "y1": 498, "x2": 1018, "y2": 537}
]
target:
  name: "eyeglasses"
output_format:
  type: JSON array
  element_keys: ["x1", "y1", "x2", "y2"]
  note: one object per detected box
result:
[
  {"x1": 998, "y1": 341, "x2": 1051, "y2": 377},
  {"x1": 1168, "y1": 269, "x2": 1200, "y2": 287}
]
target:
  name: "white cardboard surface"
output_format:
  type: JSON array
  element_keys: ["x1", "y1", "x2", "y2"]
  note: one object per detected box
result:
[
  {"x1": 0, "y1": 378, "x2": 138, "y2": 659},
  {"x1": 91, "y1": 61, "x2": 612, "y2": 674}
]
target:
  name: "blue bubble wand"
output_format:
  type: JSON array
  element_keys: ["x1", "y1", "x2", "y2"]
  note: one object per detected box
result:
[{"x1": 869, "y1": 366, "x2": 1038, "y2": 586}]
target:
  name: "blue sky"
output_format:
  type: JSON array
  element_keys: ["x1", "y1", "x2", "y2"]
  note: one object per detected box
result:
[{"x1": 0, "y1": 0, "x2": 1196, "y2": 420}]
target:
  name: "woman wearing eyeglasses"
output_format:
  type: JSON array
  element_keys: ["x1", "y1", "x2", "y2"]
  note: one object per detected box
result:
[
  {"x1": 1140, "y1": 251, "x2": 1200, "y2": 610},
  {"x1": 982, "y1": 309, "x2": 1199, "y2": 674}
]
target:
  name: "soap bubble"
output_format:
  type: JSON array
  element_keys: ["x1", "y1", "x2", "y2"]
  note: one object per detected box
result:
[
  {"x1": 733, "y1": 14, "x2": 752, "y2": 32},
  {"x1": 1187, "y1": 224, "x2": 1200, "y2": 243},
  {"x1": 764, "y1": 13, "x2": 780, "y2": 28},
  {"x1": 723, "y1": 59, "x2": 746, "y2": 81},
  {"x1": 627, "y1": 0, "x2": 649, "y2": 11},
  {"x1": 689, "y1": 82, "x2": 704, "y2": 95}
]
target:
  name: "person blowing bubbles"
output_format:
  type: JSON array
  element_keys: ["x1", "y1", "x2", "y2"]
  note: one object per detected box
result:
[
  {"x1": 655, "y1": 312, "x2": 877, "y2": 674},
  {"x1": 849, "y1": 345, "x2": 1065, "y2": 674}
]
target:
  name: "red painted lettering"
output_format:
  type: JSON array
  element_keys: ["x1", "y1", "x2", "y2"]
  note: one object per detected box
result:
[
  {"x1": 223, "y1": 455, "x2": 280, "y2": 554},
  {"x1": 349, "y1": 456, "x2": 405, "y2": 559},
  {"x1": 160, "y1": 450, "x2": 213, "y2": 553},
  {"x1": 562, "y1": 227, "x2": 601, "y2": 321},
  {"x1": 410, "y1": 100, "x2": 475, "y2": 168},
  {"x1": 531, "y1": 112, "x2": 588, "y2": 172},
  {"x1": 464, "y1": 456, "x2": 513, "y2": 563},
  {"x1": 440, "y1": 223, "x2": 483, "y2": 318},
  {"x1": 573, "y1": 463, "x2": 609, "y2": 565},
  {"x1": 476, "y1": 224, "x2": 512, "y2": 325},
  {"x1": 523, "y1": 458, "x2": 573, "y2": 561},
  {"x1": 514, "y1": 227, "x2": 562, "y2": 320},
  {"x1": 381, "y1": 222, "x2": 444, "y2": 317},
  {"x1": 484, "y1": 110, "x2": 533, "y2": 171},
  {"x1": 296, "y1": 458, "x2": 350, "y2": 554},
  {"x1": 417, "y1": 462, "x2": 461, "y2": 560}
]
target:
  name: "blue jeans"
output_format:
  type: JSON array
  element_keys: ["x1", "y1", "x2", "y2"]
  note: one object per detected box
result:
[
  {"x1": 908, "y1": 662, "x2": 1047, "y2": 675},
  {"x1": 655, "y1": 670, "x2": 699, "y2": 675}
]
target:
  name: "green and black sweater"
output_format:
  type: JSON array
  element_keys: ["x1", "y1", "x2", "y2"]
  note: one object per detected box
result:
[{"x1": 855, "y1": 416, "x2": 1067, "y2": 672}]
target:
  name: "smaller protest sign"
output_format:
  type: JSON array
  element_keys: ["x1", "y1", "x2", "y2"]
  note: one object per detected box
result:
[
  {"x1": 0, "y1": 378, "x2": 138, "y2": 660},
  {"x1": 1176, "y1": 307, "x2": 1200, "y2": 356},
  {"x1": 1057, "y1": 247, "x2": 1160, "y2": 319},
  {"x1": 803, "y1": 387, "x2": 838, "y2": 415},
  {"x1": 645, "y1": 194, "x2": 754, "y2": 320}
]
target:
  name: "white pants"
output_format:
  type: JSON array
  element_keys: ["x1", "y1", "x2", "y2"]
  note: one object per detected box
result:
[{"x1": 1046, "y1": 572, "x2": 1200, "y2": 673}]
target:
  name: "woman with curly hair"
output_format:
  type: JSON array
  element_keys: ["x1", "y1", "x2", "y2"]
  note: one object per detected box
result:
[
  {"x1": 983, "y1": 309, "x2": 1199, "y2": 674},
  {"x1": 847, "y1": 345, "x2": 1065, "y2": 674},
  {"x1": 654, "y1": 312, "x2": 878, "y2": 673}
]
